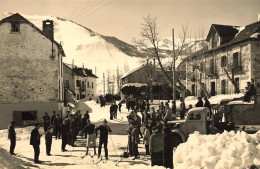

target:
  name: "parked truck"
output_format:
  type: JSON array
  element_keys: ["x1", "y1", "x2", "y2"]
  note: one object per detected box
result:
[{"x1": 168, "y1": 94, "x2": 260, "y2": 147}]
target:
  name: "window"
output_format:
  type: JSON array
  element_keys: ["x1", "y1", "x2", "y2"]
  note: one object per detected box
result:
[
  {"x1": 221, "y1": 56, "x2": 227, "y2": 67},
  {"x1": 11, "y1": 22, "x2": 20, "y2": 32},
  {"x1": 189, "y1": 112, "x2": 201, "y2": 120},
  {"x1": 92, "y1": 82, "x2": 94, "y2": 88},
  {"x1": 81, "y1": 81, "x2": 85, "y2": 89},
  {"x1": 87, "y1": 81, "x2": 90, "y2": 88},
  {"x1": 221, "y1": 80, "x2": 226, "y2": 94},
  {"x1": 233, "y1": 52, "x2": 240, "y2": 68},
  {"x1": 76, "y1": 80, "x2": 81, "y2": 87},
  {"x1": 210, "y1": 59, "x2": 215, "y2": 74}
]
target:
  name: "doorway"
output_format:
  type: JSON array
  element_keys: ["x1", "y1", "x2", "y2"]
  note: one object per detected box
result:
[{"x1": 211, "y1": 82, "x2": 216, "y2": 96}]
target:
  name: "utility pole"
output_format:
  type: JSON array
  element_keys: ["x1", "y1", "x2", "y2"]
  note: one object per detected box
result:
[
  {"x1": 172, "y1": 28, "x2": 176, "y2": 104},
  {"x1": 103, "y1": 73, "x2": 105, "y2": 95}
]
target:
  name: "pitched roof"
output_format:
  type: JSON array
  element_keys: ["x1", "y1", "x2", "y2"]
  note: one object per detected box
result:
[
  {"x1": 121, "y1": 64, "x2": 146, "y2": 79},
  {"x1": 206, "y1": 21, "x2": 260, "y2": 52},
  {"x1": 0, "y1": 13, "x2": 65, "y2": 56},
  {"x1": 206, "y1": 24, "x2": 239, "y2": 43},
  {"x1": 64, "y1": 63, "x2": 98, "y2": 78}
]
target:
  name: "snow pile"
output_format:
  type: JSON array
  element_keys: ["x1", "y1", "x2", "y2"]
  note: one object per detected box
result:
[
  {"x1": 0, "y1": 126, "x2": 34, "y2": 141},
  {"x1": 174, "y1": 131, "x2": 260, "y2": 169},
  {"x1": 176, "y1": 93, "x2": 244, "y2": 109}
]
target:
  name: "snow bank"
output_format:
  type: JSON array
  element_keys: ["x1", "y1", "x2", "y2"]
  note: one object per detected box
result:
[
  {"x1": 176, "y1": 93, "x2": 244, "y2": 109},
  {"x1": 0, "y1": 126, "x2": 35, "y2": 141},
  {"x1": 174, "y1": 131, "x2": 260, "y2": 169}
]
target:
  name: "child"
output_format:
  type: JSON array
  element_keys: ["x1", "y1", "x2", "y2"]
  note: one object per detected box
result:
[{"x1": 45, "y1": 127, "x2": 52, "y2": 156}]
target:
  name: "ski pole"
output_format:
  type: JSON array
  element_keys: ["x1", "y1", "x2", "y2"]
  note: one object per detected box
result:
[{"x1": 109, "y1": 134, "x2": 118, "y2": 158}]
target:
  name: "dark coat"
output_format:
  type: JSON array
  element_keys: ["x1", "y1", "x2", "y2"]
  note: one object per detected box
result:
[
  {"x1": 30, "y1": 128, "x2": 41, "y2": 145},
  {"x1": 95, "y1": 125, "x2": 112, "y2": 142},
  {"x1": 82, "y1": 123, "x2": 95, "y2": 135},
  {"x1": 60, "y1": 124, "x2": 68, "y2": 137},
  {"x1": 204, "y1": 100, "x2": 212, "y2": 114},
  {"x1": 195, "y1": 100, "x2": 203, "y2": 107},
  {"x1": 42, "y1": 115, "x2": 50, "y2": 124},
  {"x1": 45, "y1": 131, "x2": 52, "y2": 145},
  {"x1": 8, "y1": 125, "x2": 16, "y2": 140},
  {"x1": 163, "y1": 129, "x2": 174, "y2": 168},
  {"x1": 51, "y1": 115, "x2": 56, "y2": 125}
]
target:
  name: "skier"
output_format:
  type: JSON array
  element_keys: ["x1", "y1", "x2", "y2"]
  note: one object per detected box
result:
[
  {"x1": 149, "y1": 126, "x2": 164, "y2": 167},
  {"x1": 60, "y1": 120, "x2": 68, "y2": 152},
  {"x1": 180, "y1": 97, "x2": 186, "y2": 119},
  {"x1": 95, "y1": 119, "x2": 112, "y2": 160},
  {"x1": 8, "y1": 121, "x2": 16, "y2": 155},
  {"x1": 132, "y1": 110, "x2": 143, "y2": 138},
  {"x1": 45, "y1": 127, "x2": 52, "y2": 156},
  {"x1": 131, "y1": 122, "x2": 140, "y2": 160},
  {"x1": 163, "y1": 124, "x2": 174, "y2": 169},
  {"x1": 30, "y1": 123, "x2": 42, "y2": 164},
  {"x1": 195, "y1": 97, "x2": 203, "y2": 107},
  {"x1": 81, "y1": 119, "x2": 96, "y2": 155},
  {"x1": 42, "y1": 112, "x2": 50, "y2": 133},
  {"x1": 127, "y1": 124, "x2": 133, "y2": 156}
]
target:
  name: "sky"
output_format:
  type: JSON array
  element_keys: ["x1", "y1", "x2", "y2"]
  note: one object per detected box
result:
[{"x1": 0, "y1": 0, "x2": 259, "y2": 44}]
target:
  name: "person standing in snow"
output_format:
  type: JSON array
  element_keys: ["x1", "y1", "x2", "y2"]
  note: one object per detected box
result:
[
  {"x1": 203, "y1": 97, "x2": 212, "y2": 117},
  {"x1": 180, "y1": 97, "x2": 186, "y2": 119},
  {"x1": 8, "y1": 121, "x2": 16, "y2": 155},
  {"x1": 143, "y1": 124, "x2": 151, "y2": 156},
  {"x1": 163, "y1": 124, "x2": 174, "y2": 169},
  {"x1": 70, "y1": 115, "x2": 77, "y2": 147},
  {"x1": 81, "y1": 119, "x2": 96, "y2": 155},
  {"x1": 60, "y1": 120, "x2": 68, "y2": 152},
  {"x1": 50, "y1": 111, "x2": 56, "y2": 126},
  {"x1": 132, "y1": 110, "x2": 143, "y2": 138},
  {"x1": 54, "y1": 114, "x2": 62, "y2": 140},
  {"x1": 195, "y1": 97, "x2": 203, "y2": 107},
  {"x1": 81, "y1": 111, "x2": 89, "y2": 138},
  {"x1": 42, "y1": 112, "x2": 50, "y2": 133},
  {"x1": 131, "y1": 122, "x2": 140, "y2": 160},
  {"x1": 45, "y1": 127, "x2": 52, "y2": 156},
  {"x1": 143, "y1": 109, "x2": 151, "y2": 126},
  {"x1": 95, "y1": 119, "x2": 112, "y2": 160},
  {"x1": 113, "y1": 102, "x2": 118, "y2": 119},
  {"x1": 149, "y1": 126, "x2": 164, "y2": 167},
  {"x1": 118, "y1": 102, "x2": 122, "y2": 113},
  {"x1": 30, "y1": 123, "x2": 42, "y2": 164},
  {"x1": 127, "y1": 124, "x2": 133, "y2": 156},
  {"x1": 110, "y1": 103, "x2": 114, "y2": 120},
  {"x1": 172, "y1": 100, "x2": 177, "y2": 120},
  {"x1": 163, "y1": 102, "x2": 173, "y2": 123}
]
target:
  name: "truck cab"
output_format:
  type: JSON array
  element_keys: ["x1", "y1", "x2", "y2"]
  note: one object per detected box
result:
[{"x1": 168, "y1": 107, "x2": 211, "y2": 147}]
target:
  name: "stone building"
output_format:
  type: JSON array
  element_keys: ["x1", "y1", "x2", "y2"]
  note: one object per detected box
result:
[
  {"x1": 0, "y1": 13, "x2": 65, "y2": 129},
  {"x1": 63, "y1": 63, "x2": 98, "y2": 103},
  {"x1": 121, "y1": 62, "x2": 173, "y2": 100},
  {"x1": 178, "y1": 21, "x2": 260, "y2": 97}
]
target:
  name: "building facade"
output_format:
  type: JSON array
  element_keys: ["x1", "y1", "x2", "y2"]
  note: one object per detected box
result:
[
  {"x1": 178, "y1": 21, "x2": 260, "y2": 97},
  {"x1": 63, "y1": 63, "x2": 98, "y2": 102},
  {"x1": 0, "y1": 13, "x2": 65, "y2": 129}
]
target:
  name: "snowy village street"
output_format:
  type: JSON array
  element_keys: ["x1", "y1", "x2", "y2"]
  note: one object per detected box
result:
[{"x1": 0, "y1": 102, "x2": 155, "y2": 169}]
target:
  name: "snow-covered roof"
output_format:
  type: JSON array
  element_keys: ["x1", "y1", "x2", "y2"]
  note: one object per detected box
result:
[
  {"x1": 121, "y1": 64, "x2": 145, "y2": 79},
  {"x1": 121, "y1": 83, "x2": 147, "y2": 89},
  {"x1": 227, "y1": 100, "x2": 253, "y2": 105}
]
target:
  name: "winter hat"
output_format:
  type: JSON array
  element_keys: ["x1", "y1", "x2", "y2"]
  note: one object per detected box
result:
[{"x1": 11, "y1": 121, "x2": 15, "y2": 124}]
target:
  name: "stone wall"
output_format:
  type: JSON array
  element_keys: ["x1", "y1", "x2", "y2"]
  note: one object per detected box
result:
[{"x1": 0, "y1": 22, "x2": 60, "y2": 103}]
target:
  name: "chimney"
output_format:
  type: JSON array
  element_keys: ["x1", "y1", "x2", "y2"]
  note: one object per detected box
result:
[{"x1": 43, "y1": 20, "x2": 54, "y2": 39}]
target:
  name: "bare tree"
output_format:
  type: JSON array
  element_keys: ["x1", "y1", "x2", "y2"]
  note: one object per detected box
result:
[{"x1": 133, "y1": 15, "x2": 187, "y2": 96}]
